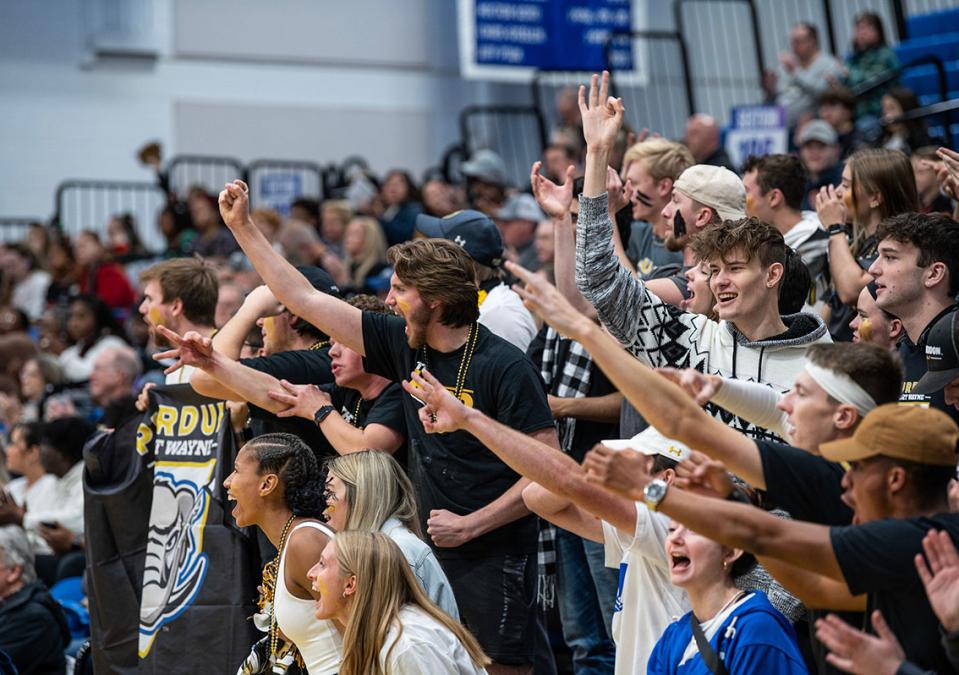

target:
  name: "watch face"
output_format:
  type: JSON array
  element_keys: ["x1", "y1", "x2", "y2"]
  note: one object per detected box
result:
[{"x1": 645, "y1": 480, "x2": 667, "y2": 502}]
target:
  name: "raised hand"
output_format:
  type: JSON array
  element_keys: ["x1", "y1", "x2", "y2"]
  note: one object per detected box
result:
[
  {"x1": 401, "y1": 368, "x2": 470, "y2": 434},
  {"x1": 673, "y1": 451, "x2": 734, "y2": 498},
  {"x1": 578, "y1": 71, "x2": 625, "y2": 151},
  {"x1": 915, "y1": 529, "x2": 959, "y2": 632},
  {"x1": 268, "y1": 380, "x2": 332, "y2": 420},
  {"x1": 816, "y1": 183, "x2": 846, "y2": 227},
  {"x1": 153, "y1": 326, "x2": 215, "y2": 374},
  {"x1": 531, "y1": 161, "x2": 574, "y2": 220},
  {"x1": 218, "y1": 179, "x2": 252, "y2": 231},
  {"x1": 814, "y1": 611, "x2": 904, "y2": 675},
  {"x1": 506, "y1": 260, "x2": 592, "y2": 340},
  {"x1": 655, "y1": 368, "x2": 722, "y2": 406},
  {"x1": 582, "y1": 443, "x2": 651, "y2": 501}
]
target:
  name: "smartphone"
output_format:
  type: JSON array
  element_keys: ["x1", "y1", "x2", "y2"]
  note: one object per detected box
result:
[{"x1": 40, "y1": 521, "x2": 58, "y2": 528}]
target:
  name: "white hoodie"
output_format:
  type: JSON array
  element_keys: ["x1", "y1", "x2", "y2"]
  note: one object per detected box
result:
[{"x1": 576, "y1": 194, "x2": 832, "y2": 442}]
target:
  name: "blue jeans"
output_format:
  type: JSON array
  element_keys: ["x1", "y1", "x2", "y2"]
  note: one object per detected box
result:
[{"x1": 555, "y1": 528, "x2": 618, "y2": 674}]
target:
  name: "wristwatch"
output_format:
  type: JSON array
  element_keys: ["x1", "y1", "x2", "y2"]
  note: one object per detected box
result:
[
  {"x1": 827, "y1": 223, "x2": 848, "y2": 237},
  {"x1": 643, "y1": 479, "x2": 669, "y2": 512},
  {"x1": 313, "y1": 405, "x2": 336, "y2": 426}
]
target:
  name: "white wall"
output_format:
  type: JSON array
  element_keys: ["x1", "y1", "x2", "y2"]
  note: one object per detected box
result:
[{"x1": 0, "y1": 0, "x2": 529, "y2": 222}]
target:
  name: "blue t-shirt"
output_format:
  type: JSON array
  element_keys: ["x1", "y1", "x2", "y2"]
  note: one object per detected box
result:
[{"x1": 647, "y1": 591, "x2": 808, "y2": 675}]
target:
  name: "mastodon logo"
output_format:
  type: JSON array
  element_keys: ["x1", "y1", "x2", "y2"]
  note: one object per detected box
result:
[{"x1": 138, "y1": 460, "x2": 215, "y2": 658}]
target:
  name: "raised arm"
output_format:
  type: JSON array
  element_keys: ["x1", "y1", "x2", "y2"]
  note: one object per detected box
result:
[
  {"x1": 581, "y1": 445, "x2": 845, "y2": 582},
  {"x1": 158, "y1": 326, "x2": 296, "y2": 413},
  {"x1": 508, "y1": 262, "x2": 766, "y2": 487},
  {"x1": 531, "y1": 161, "x2": 597, "y2": 319},
  {"x1": 218, "y1": 180, "x2": 364, "y2": 354}
]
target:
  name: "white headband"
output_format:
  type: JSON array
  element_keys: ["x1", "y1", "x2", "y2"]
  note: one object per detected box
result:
[{"x1": 804, "y1": 363, "x2": 878, "y2": 416}]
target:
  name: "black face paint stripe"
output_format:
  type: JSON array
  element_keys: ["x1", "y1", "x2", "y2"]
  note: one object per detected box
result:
[
  {"x1": 673, "y1": 210, "x2": 687, "y2": 237},
  {"x1": 634, "y1": 189, "x2": 653, "y2": 207}
]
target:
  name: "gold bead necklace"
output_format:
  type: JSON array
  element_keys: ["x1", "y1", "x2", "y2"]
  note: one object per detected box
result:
[{"x1": 269, "y1": 513, "x2": 297, "y2": 658}]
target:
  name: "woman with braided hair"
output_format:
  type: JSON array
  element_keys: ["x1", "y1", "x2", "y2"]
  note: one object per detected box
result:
[{"x1": 227, "y1": 433, "x2": 341, "y2": 674}]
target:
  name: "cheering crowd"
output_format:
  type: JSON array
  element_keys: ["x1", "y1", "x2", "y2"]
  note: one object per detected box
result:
[{"x1": 5, "y1": 8, "x2": 959, "y2": 674}]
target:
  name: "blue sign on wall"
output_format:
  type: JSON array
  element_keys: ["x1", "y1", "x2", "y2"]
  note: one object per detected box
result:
[{"x1": 473, "y1": 1, "x2": 632, "y2": 72}]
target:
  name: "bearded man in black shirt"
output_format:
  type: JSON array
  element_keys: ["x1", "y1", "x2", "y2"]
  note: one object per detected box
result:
[{"x1": 214, "y1": 179, "x2": 558, "y2": 675}]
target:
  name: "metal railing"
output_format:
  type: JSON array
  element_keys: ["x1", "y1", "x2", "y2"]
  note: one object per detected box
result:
[
  {"x1": 459, "y1": 105, "x2": 547, "y2": 189},
  {"x1": 893, "y1": 95, "x2": 959, "y2": 145},
  {"x1": 166, "y1": 155, "x2": 245, "y2": 197},
  {"x1": 604, "y1": 30, "x2": 694, "y2": 140},
  {"x1": 54, "y1": 180, "x2": 168, "y2": 254},
  {"x1": 247, "y1": 160, "x2": 324, "y2": 214},
  {"x1": 853, "y1": 54, "x2": 949, "y2": 102},
  {"x1": 0, "y1": 218, "x2": 43, "y2": 245},
  {"x1": 675, "y1": 0, "x2": 765, "y2": 122}
]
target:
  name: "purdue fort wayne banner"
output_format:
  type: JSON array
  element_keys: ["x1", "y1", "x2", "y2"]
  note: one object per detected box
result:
[{"x1": 135, "y1": 384, "x2": 259, "y2": 673}]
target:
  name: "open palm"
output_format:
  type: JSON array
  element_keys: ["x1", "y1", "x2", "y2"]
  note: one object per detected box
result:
[
  {"x1": 916, "y1": 529, "x2": 959, "y2": 632},
  {"x1": 531, "y1": 162, "x2": 574, "y2": 220},
  {"x1": 579, "y1": 71, "x2": 625, "y2": 150}
]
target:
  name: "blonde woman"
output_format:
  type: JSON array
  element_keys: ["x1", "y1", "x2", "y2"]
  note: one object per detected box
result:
[
  {"x1": 308, "y1": 531, "x2": 489, "y2": 675},
  {"x1": 325, "y1": 451, "x2": 458, "y2": 618},
  {"x1": 342, "y1": 216, "x2": 388, "y2": 293},
  {"x1": 816, "y1": 148, "x2": 918, "y2": 339}
]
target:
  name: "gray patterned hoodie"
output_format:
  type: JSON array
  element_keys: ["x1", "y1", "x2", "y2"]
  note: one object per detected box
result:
[{"x1": 576, "y1": 193, "x2": 831, "y2": 443}]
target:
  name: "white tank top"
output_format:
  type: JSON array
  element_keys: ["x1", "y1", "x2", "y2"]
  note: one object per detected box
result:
[{"x1": 274, "y1": 521, "x2": 342, "y2": 675}]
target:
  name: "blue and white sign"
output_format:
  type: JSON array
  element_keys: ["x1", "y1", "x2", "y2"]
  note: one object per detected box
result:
[
  {"x1": 459, "y1": 0, "x2": 635, "y2": 81},
  {"x1": 257, "y1": 173, "x2": 302, "y2": 216},
  {"x1": 724, "y1": 106, "x2": 788, "y2": 169}
]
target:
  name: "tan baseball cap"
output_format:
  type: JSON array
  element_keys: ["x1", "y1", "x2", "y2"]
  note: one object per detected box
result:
[
  {"x1": 819, "y1": 403, "x2": 959, "y2": 467},
  {"x1": 673, "y1": 164, "x2": 747, "y2": 222}
]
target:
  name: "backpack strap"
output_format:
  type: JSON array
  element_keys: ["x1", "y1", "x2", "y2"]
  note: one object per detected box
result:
[{"x1": 690, "y1": 613, "x2": 730, "y2": 675}]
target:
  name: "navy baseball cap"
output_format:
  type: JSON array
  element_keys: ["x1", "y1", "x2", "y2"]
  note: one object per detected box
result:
[
  {"x1": 296, "y1": 266, "x2": 341, "y2": 298},
  {"x1": 414, "y1": 210, "x2": 504, "y2": 268},
  {"x1": 915, "y1": 310, "x2": 959, "y2": 395}
]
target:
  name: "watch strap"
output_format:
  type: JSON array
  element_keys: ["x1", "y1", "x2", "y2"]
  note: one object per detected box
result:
[{"x1": 313, "y1": 405, "x2": 336, "y2": 425}]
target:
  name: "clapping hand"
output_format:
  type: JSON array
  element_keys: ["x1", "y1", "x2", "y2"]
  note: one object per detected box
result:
[
  {"x1": 607, "y1": 166, "x2": 634, "y2": 215},
  {"x1": 815, "y1": 183, "x2": 846, "y2": 227}
]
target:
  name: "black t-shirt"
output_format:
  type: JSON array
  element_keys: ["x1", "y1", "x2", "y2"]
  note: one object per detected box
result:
[
  {"x1": 320, "y1": 382, "x2": 408, "y2": 468},
  {"x1": 757, "y1": 440, "x2": 852, "y2": 526},
  {"x1": 831, "y1": 513, "x2": 959, "y2": 674},
  {"x1": 759, "y1": 441, "x2": 860, "y2": 675},
  {"x1": 361, "y1": 312, "x2": 554, "y2": 557},
  {"x1": 242, "y1": 347, "x2": 336, "y2": 459},
  {"x1": 526, "y1": 327, "x2": 619, "y2": 463},
  {"x1": 898, "y1": 305, "x2": 959, "y2": 428}
]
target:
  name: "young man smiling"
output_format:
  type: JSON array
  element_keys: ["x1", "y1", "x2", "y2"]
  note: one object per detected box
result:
[
  {"x1": 215, "y1": 179, "x2": 558, "y2": 675},
  {"x1": 867, "y1": 212, "x2": 959, "y2": 422},
  {"x1": 574, "y1": 72, "x2": 830, "y2": 443}
]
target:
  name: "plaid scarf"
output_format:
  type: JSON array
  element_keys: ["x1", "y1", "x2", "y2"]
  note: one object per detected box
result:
[{"x1": 536, "y1": 328, "x2": 593, "y2": 608}]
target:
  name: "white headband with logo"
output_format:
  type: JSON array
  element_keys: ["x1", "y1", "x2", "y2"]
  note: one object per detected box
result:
[{"x1": 804, "y1": 363, "x2": 878, "y2": 416}]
